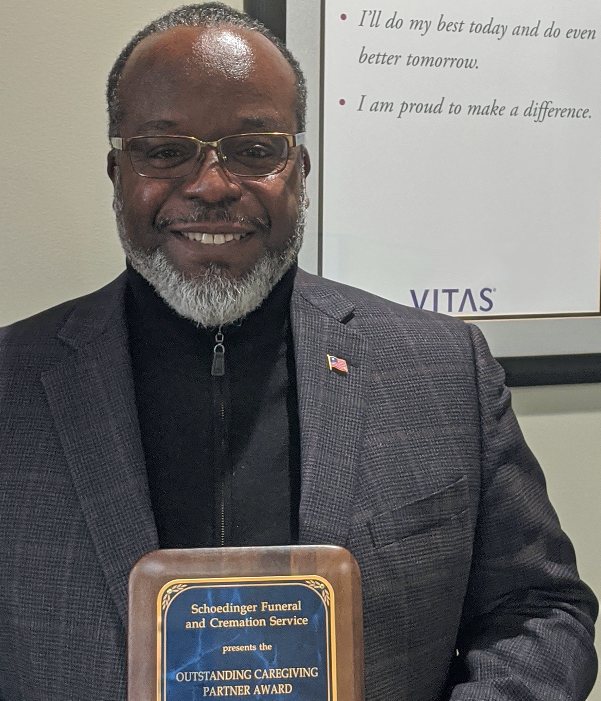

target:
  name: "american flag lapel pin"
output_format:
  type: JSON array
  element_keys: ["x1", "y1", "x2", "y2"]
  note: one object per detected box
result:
[{"x1": 327, "y1": 354, "x2": 349, "y2": 375}]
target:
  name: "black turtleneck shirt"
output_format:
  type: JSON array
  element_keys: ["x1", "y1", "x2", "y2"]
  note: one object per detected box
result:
[{"x1": 125, "y1": 265, "x2": 300, "y2": 549}]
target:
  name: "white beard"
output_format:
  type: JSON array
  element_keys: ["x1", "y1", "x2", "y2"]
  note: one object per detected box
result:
[{"x1": 113, "y1": 177, "x2": 306, "y2": 328}]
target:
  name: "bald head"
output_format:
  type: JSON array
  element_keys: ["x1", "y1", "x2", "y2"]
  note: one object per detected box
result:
[
  {"x1": 112, "y1": 25, "x2": 298, "y2": 145},
  {"x1": 116, "y1": 25, "x2": 298, "y2": 137},
  {"x1": 107, "y1": 2, "x2": 306, "y2": 135}
]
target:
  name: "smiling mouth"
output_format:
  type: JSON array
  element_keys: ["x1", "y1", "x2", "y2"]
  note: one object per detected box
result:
[{"x1": 176, "y1": 231, "x2": 251, "y2": 245}]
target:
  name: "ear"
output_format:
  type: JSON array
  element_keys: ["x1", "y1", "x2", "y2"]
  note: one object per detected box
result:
[
  {"x1": 107, "y1": 151, "x2": 118, "y2": 183},
  {"x1": 301, "y1": 146, "x2": 311, "y2": 176}
]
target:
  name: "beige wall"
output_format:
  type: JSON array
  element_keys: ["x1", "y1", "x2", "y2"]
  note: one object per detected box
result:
[
  {"x1": 512, "y1": 385, "x2": 600, "y2": 700},
  {"x1": 1, "y1": 1, "x2": 598, "y2": 696},
  {"x1": 0, "y1": 0, "x2": 243, "y2": 324}
]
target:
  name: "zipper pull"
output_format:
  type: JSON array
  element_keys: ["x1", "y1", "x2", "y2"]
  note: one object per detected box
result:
[{"x1": 211, "y1": 326, "x2": 225, "y2": 376}]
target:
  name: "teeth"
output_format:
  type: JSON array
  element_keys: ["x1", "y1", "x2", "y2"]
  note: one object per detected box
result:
[{"x1": 180, "y1": 231, "x2": 246, "y2": 244}]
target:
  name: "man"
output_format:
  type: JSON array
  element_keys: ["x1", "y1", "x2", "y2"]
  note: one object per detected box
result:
[{"x1": 0, "y1": 3, "x2": 596, "y2": 700}]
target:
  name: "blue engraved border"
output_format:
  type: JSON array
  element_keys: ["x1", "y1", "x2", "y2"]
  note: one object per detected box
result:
[{"x1": 157, "y1": 575, "x2": 337, "y2": 700}]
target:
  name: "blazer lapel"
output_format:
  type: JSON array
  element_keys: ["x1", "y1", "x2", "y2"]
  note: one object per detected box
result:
[
  {"x1": 42, "y1": 276, "x2": 158, "y2": 626},
  {"x1": 292, "y1": 271, "x2": 370, "y2": 547}
]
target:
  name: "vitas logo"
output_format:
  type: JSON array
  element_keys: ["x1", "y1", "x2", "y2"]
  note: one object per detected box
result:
[{"x1": 410, "y1": 287, "x2": 495, "y2": 314}]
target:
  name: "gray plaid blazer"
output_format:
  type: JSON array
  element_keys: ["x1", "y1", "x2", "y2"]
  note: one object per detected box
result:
[{"x1": 0, "y1": 270, "x2": 597, "y2": 700}]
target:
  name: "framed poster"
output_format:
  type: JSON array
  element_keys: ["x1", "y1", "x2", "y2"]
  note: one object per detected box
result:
[{"x1": 251, "y1": 1, "x2": 601, "y2": 381}]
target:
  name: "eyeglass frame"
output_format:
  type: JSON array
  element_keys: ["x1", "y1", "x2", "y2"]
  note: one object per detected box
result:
[{"x1": 109, "y1": 131, "x2": 306, "y2": 179}]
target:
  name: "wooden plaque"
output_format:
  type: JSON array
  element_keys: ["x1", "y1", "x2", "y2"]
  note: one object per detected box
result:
[{"x1": 128, "y1": 545, "x2": 364, "y2": 700}]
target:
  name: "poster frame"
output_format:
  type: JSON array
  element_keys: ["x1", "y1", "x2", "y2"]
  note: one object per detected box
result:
[{"x1": 246, "y1": 0, "x2": 601, "y2": 385}]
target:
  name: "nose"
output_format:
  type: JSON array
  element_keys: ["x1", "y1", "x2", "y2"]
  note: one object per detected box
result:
[{"x1": 180, "y1": 146, "x2": 241, "y2": 203}]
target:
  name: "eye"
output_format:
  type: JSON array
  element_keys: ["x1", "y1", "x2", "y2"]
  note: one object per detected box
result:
[
  {"x1": 146, "y1": 145, "x2": 190, "y2": 161},
  {"x1": 129, "y1": 138, "x2": 197, "y2": 170},
  {"x1": 236, "y1": 142, "x2": 277, "y2": 159},
  {"x1": 221, "y1": 135, "x2": 288, "y2": 175}
]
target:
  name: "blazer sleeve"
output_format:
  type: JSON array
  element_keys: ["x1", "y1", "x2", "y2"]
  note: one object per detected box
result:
[{"x1": 448, "y1": 324, "x2": 598, "y2": 700}]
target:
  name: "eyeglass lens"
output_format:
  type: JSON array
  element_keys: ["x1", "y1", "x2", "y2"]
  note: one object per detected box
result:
[{"x1": 128, "y1": 135, "x2": 290, "y2": 178}]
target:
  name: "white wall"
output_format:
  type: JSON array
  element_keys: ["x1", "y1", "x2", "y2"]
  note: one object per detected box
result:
[{"x1": 1, "y1": 1, "x2": 598, "y2": 697}]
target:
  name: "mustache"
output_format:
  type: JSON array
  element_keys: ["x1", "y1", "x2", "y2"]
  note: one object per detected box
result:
[{"x1": 155, "y1": 206, "x2": 270, "y2": 233}]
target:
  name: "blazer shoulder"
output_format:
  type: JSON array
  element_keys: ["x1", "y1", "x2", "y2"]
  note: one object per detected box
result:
[
  {"x1": 0, "y1": 274, "x2": 126, "y2": 367},
  {"x1": 296, "y1": 269, "x2": 473, "y2": 342}
]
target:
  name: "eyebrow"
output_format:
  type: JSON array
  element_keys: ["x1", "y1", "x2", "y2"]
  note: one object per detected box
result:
[
  {"x1": 238, "y1": 116, "x2": 276, "y2": 130},
  {"x1": 135, "y1": 116, "x2": 282, "y2": 135},
  {"x1": 137, "y1": 120, "x2": 179, "y2": 133}
]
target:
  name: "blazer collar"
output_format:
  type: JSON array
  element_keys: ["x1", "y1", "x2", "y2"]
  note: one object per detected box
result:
[
  {"x1": 42, "y1": 273, "x2": 159, "y2": 627},
  {"x1": 292, "y1": 270, "x2": 370, "y2": 547}
]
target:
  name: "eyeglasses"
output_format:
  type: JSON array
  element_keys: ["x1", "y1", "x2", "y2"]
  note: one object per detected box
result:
[{"x1": 109, "y1": 132, "x2": 305, "y2": 179}]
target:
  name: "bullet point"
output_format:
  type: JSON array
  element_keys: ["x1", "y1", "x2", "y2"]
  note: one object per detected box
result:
[
  {"x1": 339, "y1": 99, "x2": 346, "y2": 106},
  {"x1": 340, "y1": 13, "x2": 347, "y2": 21}
]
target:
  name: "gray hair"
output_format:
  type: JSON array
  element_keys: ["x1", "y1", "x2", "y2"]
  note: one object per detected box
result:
[{"x1": 106, "y1": 2, "x2": 307, "y2": 136}]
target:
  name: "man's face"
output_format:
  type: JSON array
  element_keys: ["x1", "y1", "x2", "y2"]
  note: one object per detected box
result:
[{"x1": 109, "y1": 25, "x2": 308, "y2": 284}]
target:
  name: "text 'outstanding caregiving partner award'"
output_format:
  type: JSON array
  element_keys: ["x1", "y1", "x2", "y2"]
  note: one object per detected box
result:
[{"x1": 128, "y1": 546, "x2": 364, "y2": 700}]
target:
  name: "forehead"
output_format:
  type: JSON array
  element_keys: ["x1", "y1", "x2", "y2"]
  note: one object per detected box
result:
[{"x1": 118, "y1": 25, "x2": 298, "y2": 133}]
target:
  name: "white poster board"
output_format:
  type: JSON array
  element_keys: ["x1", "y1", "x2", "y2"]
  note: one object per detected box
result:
[{"x1": 288, "y1": 0, "x2": 601, "y2": 356}]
